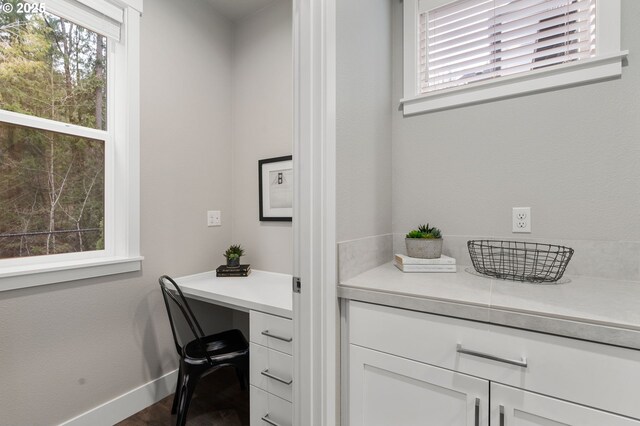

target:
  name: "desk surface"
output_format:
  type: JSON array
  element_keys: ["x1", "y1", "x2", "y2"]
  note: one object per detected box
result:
[{"x1": 176, "y1": 269, "x2": 293, "y2": 319}]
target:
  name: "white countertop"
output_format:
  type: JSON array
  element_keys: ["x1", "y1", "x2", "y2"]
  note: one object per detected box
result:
[
  {"x1": 339, "y1": 262, "x2": 640, "y2": 350},
  {"x1": 176, "y1": 269, "x2": 293, "y2": 319}
]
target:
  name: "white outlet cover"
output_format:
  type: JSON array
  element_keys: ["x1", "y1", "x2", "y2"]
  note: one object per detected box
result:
[
  {"x1": 512, "y1": 207, "x2": 531, "y2": 233},
  {"x1": 207, "y1": 210, "x2": 221, "y2": 227}
]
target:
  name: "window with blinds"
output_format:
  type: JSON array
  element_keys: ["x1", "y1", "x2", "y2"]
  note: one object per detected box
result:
[{"x1": 420, "y1": 0, "x2": 597, "y2": 94}]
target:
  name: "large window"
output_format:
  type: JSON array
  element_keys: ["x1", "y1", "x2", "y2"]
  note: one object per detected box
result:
[
  {"x1": 402, "y1": 0, "x2": 626, "y2": 114},
  {"x1": 0, "y1": 0, "x2": 142, "y2": 291}
]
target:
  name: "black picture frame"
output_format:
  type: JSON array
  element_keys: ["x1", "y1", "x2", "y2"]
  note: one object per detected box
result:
[{"x1": 259, "y1": 155, "x2": 293, "y2": 222}]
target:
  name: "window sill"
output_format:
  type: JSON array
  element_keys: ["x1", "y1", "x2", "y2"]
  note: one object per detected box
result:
[
  {"x1": 0, "y1": 256, "x2": 144, "y2": 292},
  {"x1": 401, "y1": 52, "x2": 629, "y2": 116}
]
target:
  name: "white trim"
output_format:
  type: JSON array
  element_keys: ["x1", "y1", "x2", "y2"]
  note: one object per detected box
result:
[
  {"x1": 59, "y1": 369, "x2": 176, "y2": 426},
  {"x1": 402, "y1": 0, "x2": 625, "y2": 115},
  {"x1": 402, "y1": 51, "x2": 628, "y2": 115},
  {"x1": 39, "y1": 0, "x2": 122, "y2": 41},
  {"x1": 0, "y1": 2, "x2": 142, "y2": 289},
  {"x1": 0, "y1": 256, "x2": 143, "y2": 292},
  {"x1": 109, "y1": 0, "x2": 143, "y2": 14},
  {"x1": 293, "y1": 0, "x2": 338, "y2": 424},
  {"x1": 76, "y1": 0, "x2": 124, "y2": 23},
  {"x1": 0, "y1": 110, "x2": 108, "y2": 141}
]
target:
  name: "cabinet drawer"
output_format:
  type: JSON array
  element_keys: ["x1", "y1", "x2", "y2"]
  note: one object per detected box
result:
[
  {"x1": 250, "y1": 342, "x2": 293, "y2": 402},
  {"x1": 250, "y1": 385, "x2": 292, "y2": 426},
  {"x1": 250, "y1": 311, "x2": 293, "y2": 355},
  {"x1": 349, "y1": 301, "x2": 640, "y2": 420}
]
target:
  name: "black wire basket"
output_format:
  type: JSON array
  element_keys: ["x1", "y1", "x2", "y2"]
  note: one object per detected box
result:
[{"x1": 467, "y1": 240, "x2": 574, "y2": 283}]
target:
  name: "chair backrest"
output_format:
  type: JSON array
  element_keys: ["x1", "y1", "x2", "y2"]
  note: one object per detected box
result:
[{"x1": 158, "y1": 275, "x2": 213, "y2": 364}]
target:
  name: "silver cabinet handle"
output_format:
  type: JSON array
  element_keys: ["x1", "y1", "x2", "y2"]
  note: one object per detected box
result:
[
  {"x1": 262, "y1": 330, "x2": 293, "y2": 342},
  {"x1": 475, "y1": 398, "x2": 480, "y2": 426},
  {"x1": 500, "y1": 405, "x2": 505, "y2": 426},
  {"x1": 261, "y1": 369, "x2": 293, "y2": 385},
  {"x1": 261, "y1": 414, "x2": 282, "y2": 426},
  {"x1": 457, "y1": 344, "x2": 528, "y2": 368}
]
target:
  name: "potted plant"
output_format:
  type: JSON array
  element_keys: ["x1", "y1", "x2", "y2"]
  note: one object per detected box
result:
[
  {"x1": 224, "y1": 244, "x2": 245, "y2": 267},
  {"x1": 405, "y1": 224, "x2": 443, "y2": 259}
]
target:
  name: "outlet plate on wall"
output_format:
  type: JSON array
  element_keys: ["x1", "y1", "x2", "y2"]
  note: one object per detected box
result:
[
  {"x1": 207, "y1": 210, "x2": 221, "y2": 227},
  {"x1": 512, "y1": 207, "x2": 531, "y2": 233}
]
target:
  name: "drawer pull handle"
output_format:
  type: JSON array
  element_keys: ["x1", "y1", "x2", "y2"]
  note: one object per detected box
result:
[
  {"x1": 474, "y1": 398, "x2": 480, "y2": 426},
  {"x1": 261, "y1": 369, "x2": 293, "y2": 385},
  {"x1": 500, "y1": 404, "x2": 505, "y2": 426},
  {"x1": 456, "y1": 344, "x2": 528, "y2": 368},
  {"x1": 261, "y1": 414, "x2": 282, "y2": 426},
  {"x1": 262, "y1": 330, "x2": 293, "y2": 342}
]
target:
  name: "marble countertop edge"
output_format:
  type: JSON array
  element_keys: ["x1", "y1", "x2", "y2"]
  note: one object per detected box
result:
[
  {"x1": 337, "y1": 281, "x2": 491, "y2": 309},
  {"x1": 338, "y1": 262, "x2": 640, "y2": 350}
]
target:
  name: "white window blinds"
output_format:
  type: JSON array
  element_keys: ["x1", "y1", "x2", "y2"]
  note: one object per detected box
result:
[{"x1": 420, "y1": 0, "x2": 596, "y2": 93}]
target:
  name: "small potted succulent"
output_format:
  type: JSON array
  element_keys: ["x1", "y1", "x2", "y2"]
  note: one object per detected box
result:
[
  {"x1": 405, "y1": 224, "x2": 443, "y2": 259},
  {"x1": 224, "y1": 244, "x2": 245, "y2": 267}
]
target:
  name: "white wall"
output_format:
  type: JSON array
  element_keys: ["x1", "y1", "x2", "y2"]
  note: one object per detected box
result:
[
  {"x1": 391, "y1": 0, "x2": 640, "y2": 244},
  {"x1": 231, "y1": 0, "x2": 293, "y2": 274},
  {"x1": 0, "y1": 1, "x2": 236, "y2": 424},
  {"x1": 336, "y1": 0, "x2": 393, "y2": 242}
]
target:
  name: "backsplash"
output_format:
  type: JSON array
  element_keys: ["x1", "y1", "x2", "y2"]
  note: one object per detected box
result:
[
  {"x1": 338, "y1": 234, "x2": 393, "y2": 282},
  {"x1": 393, "y1": 234, "x2": 640, "y2": 282},
  {"x1": 338, "y1": 233, "x2": 640, "y2": 283}
]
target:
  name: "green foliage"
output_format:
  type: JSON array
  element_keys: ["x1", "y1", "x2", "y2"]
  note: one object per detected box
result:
[
  {"x1": 0, "y1": 7, "x2": 107, "y2": 259},
  {"x1": 406, "y1": 224, "x2": 442, "y2": 239},
  {"x1": 224, "y1": 244, "x2": 245, "y2": 260},
  {"x1": 406, "y1": 230, "x2": 424, "y2": 239}
]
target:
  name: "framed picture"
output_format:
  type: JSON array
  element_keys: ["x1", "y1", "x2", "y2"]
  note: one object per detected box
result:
[{"x1": 259, "y1": 155, "x2": 293, "y2": 221}]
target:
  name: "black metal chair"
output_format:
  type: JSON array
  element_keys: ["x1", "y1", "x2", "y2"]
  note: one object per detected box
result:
[{"x1": 158, "y1": 275, "x2": 249, "y2": 426}]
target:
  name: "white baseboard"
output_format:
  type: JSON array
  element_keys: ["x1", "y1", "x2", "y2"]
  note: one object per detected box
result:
[{"x1": 59, "y1": 369, "x2": 178, "y2": 426}]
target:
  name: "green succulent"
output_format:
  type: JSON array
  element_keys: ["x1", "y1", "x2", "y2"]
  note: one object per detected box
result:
[
  {"x1": 406, "y1": 224, "x2": 442, "y2": 239},
  {"x1": 406, "y1": 230, "x2": 424, "y2": 239},
  {"x1": 224, "y1": 244, "x2": 245, "y2": 259}
]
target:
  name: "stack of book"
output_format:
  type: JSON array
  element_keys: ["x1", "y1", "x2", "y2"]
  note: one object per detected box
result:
[
  {"x1": 394, "y1": 254, "x2": 456, "y2": 273},
  {"x1": 216, "y1": 264, "x2": 252, "y2": 277}
]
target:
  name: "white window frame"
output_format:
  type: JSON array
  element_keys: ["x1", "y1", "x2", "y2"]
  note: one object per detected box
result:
[
  {"x1": 401, "y1": 0, "x2": 628, "y2": 115},
  {"x1": 0, "y1": 0, "x2": 143, "y2": 292}
]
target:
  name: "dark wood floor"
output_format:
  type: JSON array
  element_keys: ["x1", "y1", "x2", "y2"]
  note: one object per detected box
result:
[{"x1": 117, "y1": 367, "x2": 249, "y2": 426}]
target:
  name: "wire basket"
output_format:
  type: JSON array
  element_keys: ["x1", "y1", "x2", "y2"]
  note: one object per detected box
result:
[{"x1": 467, "y1": 240, "x2": 574, "y2": 283}]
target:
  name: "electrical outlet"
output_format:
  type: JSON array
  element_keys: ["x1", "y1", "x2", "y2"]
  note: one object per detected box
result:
[
  {"x1": 207, "y1": 210, "x2": 221, "y2": 227},
  {"x1": 512, "y1": 207, "x2": 531, "y2": 233}
]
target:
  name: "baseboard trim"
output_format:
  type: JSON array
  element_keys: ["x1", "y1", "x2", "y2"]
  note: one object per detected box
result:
[{"x1": 59, "y1": 369, "x2": 178, "y2": 426}]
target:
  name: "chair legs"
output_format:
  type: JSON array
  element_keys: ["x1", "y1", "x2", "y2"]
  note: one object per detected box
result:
[
  {"x1": 234, "y1": 355, "x2": 249, "y2": 391},
  {"x1": 171, "y1": 363, "x2": 183, "y2": 415},
  {"x1": 175, "y1": 362, "x2": 204, "y2": 426},
  {"x1": 172, "y1": 355, "x2": 249, "y2": 426}
]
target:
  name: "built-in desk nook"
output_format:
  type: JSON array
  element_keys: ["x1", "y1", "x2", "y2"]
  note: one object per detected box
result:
[{"x1": 176, "y1": 270, "x2": 293, "y2": 426}]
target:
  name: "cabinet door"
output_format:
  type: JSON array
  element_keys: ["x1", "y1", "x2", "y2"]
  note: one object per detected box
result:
[
  {"x1": 349, "y1": 344, "x2": 489, "y2": 426},
  {"x1": 491, "y1": 383, "x2": 640, "y2": 426}
]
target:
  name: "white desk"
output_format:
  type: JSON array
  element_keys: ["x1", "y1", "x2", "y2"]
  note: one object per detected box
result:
[
  {"x1": 175, "y1": 269, "x2": 292, "y2": 319},
  {"x1": 175, "y1": 269, "x2": 294, "y2": 426}
]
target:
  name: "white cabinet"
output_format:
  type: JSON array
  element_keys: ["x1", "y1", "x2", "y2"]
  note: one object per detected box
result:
[
  {"x1": 350, "y1": 344, "x2": 489, "y2": 426},
  {"x1": 491, "y1": 383, "x2": 640, "y2": 426},
  {"x1": 250, "y1": 311, "x2": 293, "y2": 426},
  {"x1": 346, "y1": 301, "x2": 640, "y2": 426},
  {"x1": 250, "y1": 386, "x2": 292, "y2": 426}
]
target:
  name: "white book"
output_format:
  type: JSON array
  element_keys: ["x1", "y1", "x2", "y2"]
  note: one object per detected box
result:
[
  {"x1": 394, "y1": 262, "x2": 457, "y2": 273},
  {"x1": 394, "y1": 254, "x2": 456, "y2": 266}
]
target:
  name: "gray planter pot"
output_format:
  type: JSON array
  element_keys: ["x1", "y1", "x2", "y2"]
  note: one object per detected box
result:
[{"x1": 405, "y1": 238, "x2": 443, "y2": 259}]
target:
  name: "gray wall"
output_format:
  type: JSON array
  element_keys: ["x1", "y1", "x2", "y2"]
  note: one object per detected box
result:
[
  {"x1": 0, "y1": 1, "x2": 237, "y2": 424},
  {"x1": 232, "y1": 0, "x2": 293, "y2": 274},
  {"x1": 392, "y1": 0, "x2": 640, "y2": 244},
  {"x1": 336, "y1": 0, "x2": 393, "y2": 242},
  {"x1": 336, "y1": 0, "x2": 640, "y2": 281}
]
